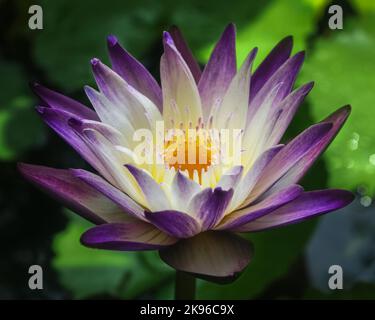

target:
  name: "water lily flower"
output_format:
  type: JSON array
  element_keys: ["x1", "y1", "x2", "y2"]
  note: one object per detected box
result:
[{"x1": 19, "y1": 24, "x2": 353, "y2": 285}]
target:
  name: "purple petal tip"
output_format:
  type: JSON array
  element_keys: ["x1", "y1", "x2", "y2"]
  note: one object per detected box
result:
[
  {"x1": 124, "y1": 163, "x2": 136, "y2": 173},
  {"x1": 294, "y1": 51, "x2": 306, "y2": 62},
  {"x1": 35, "y1": 106, "x2": 47, "y2": 114},
  {"x1": 224, "y1": 23, "x2": 236, "y2": 35},
  {"x1": 30, "y1": 81, "x2": 40, "y2": 89},
  {"x1": 90, "y1": 58, "x2": 100, "y2": 66},
  {"x1": 107, "y1": 35, "x2": 118, "y2": 47},
  {"x1": 281, "y1": 35, "x2": 293, "y2": 46},
  {"x1": 163, "y1": 31, "x2": 174, "y2": 46}
]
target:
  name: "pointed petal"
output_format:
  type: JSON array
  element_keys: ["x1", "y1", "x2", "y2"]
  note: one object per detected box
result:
[
  {"x1": 169, "y1": 26, "x2": 201, "y2": 83},
  {"x1": 35, "y1": 107, "x2": 108, "y2": 176},
  {"x1": 235, "y1": 189, "x2": 354, "y2": 232},
  {"x1": 159, "y1": 231, "x2": 253, "y2": 283},
  {"x1": 125, "y1": 164, "x2": 171, "y2": 211},
  {"x1": 18, "y1": 163, "x2": 131, "y2": 224},
  {"x1": 69, "y1": 117, "x2": 127, "y2": 146},
  {"x1": 267, "y1": 82, "x2": 314, "y2": 146},
  {"x1": 71, "y1": 169, "x2": 146, "y2": 221},
  {"x1": 217, "y1": 185, "x2": 303, "y2": 230},
  {"x1": 107, "y1": 35, "x2": 162, "y2": 110},
  {"x1": 67, "y1": 117, "x2": 137, "y2": 189},
  {"x1": 84, "y1": 85, "x2": 135, "y2": 138},
  {"x1": 213, "y1": 48, "x2": 257, "y2": 131},
  {"x1": 198, "y1": 24, "x2": 236, "y2": 120},
  {"x1": 160, "y1": 32, "x2": 202, "y2": 128},
  {"x1": 250, "y1": 36, "x2": 293, "y2": 98},
  {"x1": 145, "y1": 210, "x2": 200, "y2": 238},
  {"x1": 242, "y1": 83, "x2": 285, "y2": 165},
  {"x1": 171, "y1": 171, "x2": 201, "y2": 211},
  {"x1": 75, "y1": 128, "x2": 144, "y2": 204},
  {"x1": 248, "y1": 51, "x2": 305, "y2": 122},
  {"x1": 229, "y1": 145, "x2": 283, "y2": 211},
  {"x1": 81, "y1": 221, "x2": 177, "y2": 251},
  {"x1": 265, "y1": 106, "x2": 351, "y2": 193},
  {"x1": 248, "y1": 122, "x2": 333, "y2": 203},
  {"x1": 31, "y1": 83, "x2": 98, "y2": 120},
  {"x1": 217, "y1": 166, "x2": 243, "y2": 191},
  {"x1": 188, "y1": 187, "x2": 233, "y2": 230},
  {"x1": 91, "y1": 58, "x2": 161, "y2": 130}
]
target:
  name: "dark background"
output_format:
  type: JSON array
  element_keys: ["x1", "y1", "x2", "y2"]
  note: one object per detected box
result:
[{"x1": 0, "y1": 0, "x2": 375, "y2": 299}]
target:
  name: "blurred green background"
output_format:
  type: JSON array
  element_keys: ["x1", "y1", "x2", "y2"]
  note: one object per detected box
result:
[{"x1": 1, "y1": 0, "x2": 375, "y2": 299}]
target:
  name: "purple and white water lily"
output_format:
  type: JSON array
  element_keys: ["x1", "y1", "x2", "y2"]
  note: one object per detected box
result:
[{"x1": 19, "y1": 24, "x2": 353, "y2": 282}]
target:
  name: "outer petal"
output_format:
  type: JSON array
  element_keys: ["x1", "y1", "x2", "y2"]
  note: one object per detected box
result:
[
  {"x1": 242, "y1": 83, "x2": 285, "y2": 165},
  {"x1": 35, "y1": 107, "x2": 108, "y2": 177},
  {"x1": 18, "y1": 163, "x2": 131, "y2": 224},
  {"x1": 71, "y1": 169, "x2": 146, "y2": 221},
  {"x1": 107, "y1": 35, "x2": 162, "y2": 110},
  {"x1": 145, "y1": 210, "x2": 201, "y2": 238},
  {"x1": 31, "y1": 83, "x2": 98, "y2": 120},
  {"x1": 70, "y1": 121, "x2": 142, "y2": 201},
  {"x1": 217, "y1": 185, "x2": 303, "y2": 230},
  {"x1": 198, "y1": 24, "x2": 236, "y2": 120},
  {"x1": 81, "y1": 221, "x2": 177, "y2": 251},
  {"x1": 266, "y1": 82, "x2": 314, "y2": 146},
  {"x1": 125, "y1": 164, "x2": 171, "y2": 211},
  {"x1": 247, "y1": 122, "x2": 332, "y2": 203},
  {"x1": 247, "y1": 51, "x2": 305, "y2": 123},
  {"x1": 250, "y1": 36, "x2": 293, "y2": 99},
  {"x1": 160, "y1": 32, "x2": 202, "y2": 128},
  {"x1": 188, "y1": 187, "x2": 234, "y2": 230},
  {"x1": 90, "y1": 58, "x2": 161, "y2": 131},
  {"x1": 68, "y1": 117, "x2": 127, "y2": 146},
  {"x1": 266, "y1": 105, "x2": 351, "y2": 193},
  {"x1": 159, "y1": 231, "x2": 253, "y2": 283},
  {"x1": 234, "y1": 189, "x2": 355, "y2": 232},
  {"x1": 169, "y1": 26, "x2": 201, "y2": 83},
  {"x1": 229, "y1": 145, "x2": 283, "y2": 212},
  {"x1": 84, "y1": 85, "x2": 135, "y2": 140},
  {"x1": 212, "y1": 48, "x2": 257, "y2": 131}
]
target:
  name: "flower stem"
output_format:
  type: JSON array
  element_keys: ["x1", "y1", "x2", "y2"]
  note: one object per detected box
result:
[{"x1": 175, "y1": 271, "x2": 196, "y2": 300}]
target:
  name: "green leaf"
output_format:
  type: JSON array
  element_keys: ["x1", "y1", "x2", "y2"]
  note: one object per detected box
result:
[
  {"x1": 169, "y1": 0, "x2": 270, "y2": 53},
  {"x1": 352, "y1": 0, "x2": 375, "y2": 15},
  {"x1": 299, "y1": 15, "x2": 375, "y2": 194},
  {"x1": 34, "y1": 0, "x2": 164, "y2": 91},
  {"x1": 198, "y1": 0, "x2": 321, "y2": 65},
  {"x1": 53, "y1": 211, "x2": 173, "y2": 299},
  {"x1": 0, "y1": 61, "x2": 45, "y2": 160}
]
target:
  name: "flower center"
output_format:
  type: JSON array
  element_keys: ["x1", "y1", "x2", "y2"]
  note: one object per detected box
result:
[{"x1": 164, "y1": 129, "x2": 215, "y2": 181}]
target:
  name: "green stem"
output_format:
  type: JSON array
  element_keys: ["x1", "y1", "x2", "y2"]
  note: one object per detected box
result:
[{"x1": 175, "y1": 270, "x2": 196, "y2": 300}]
